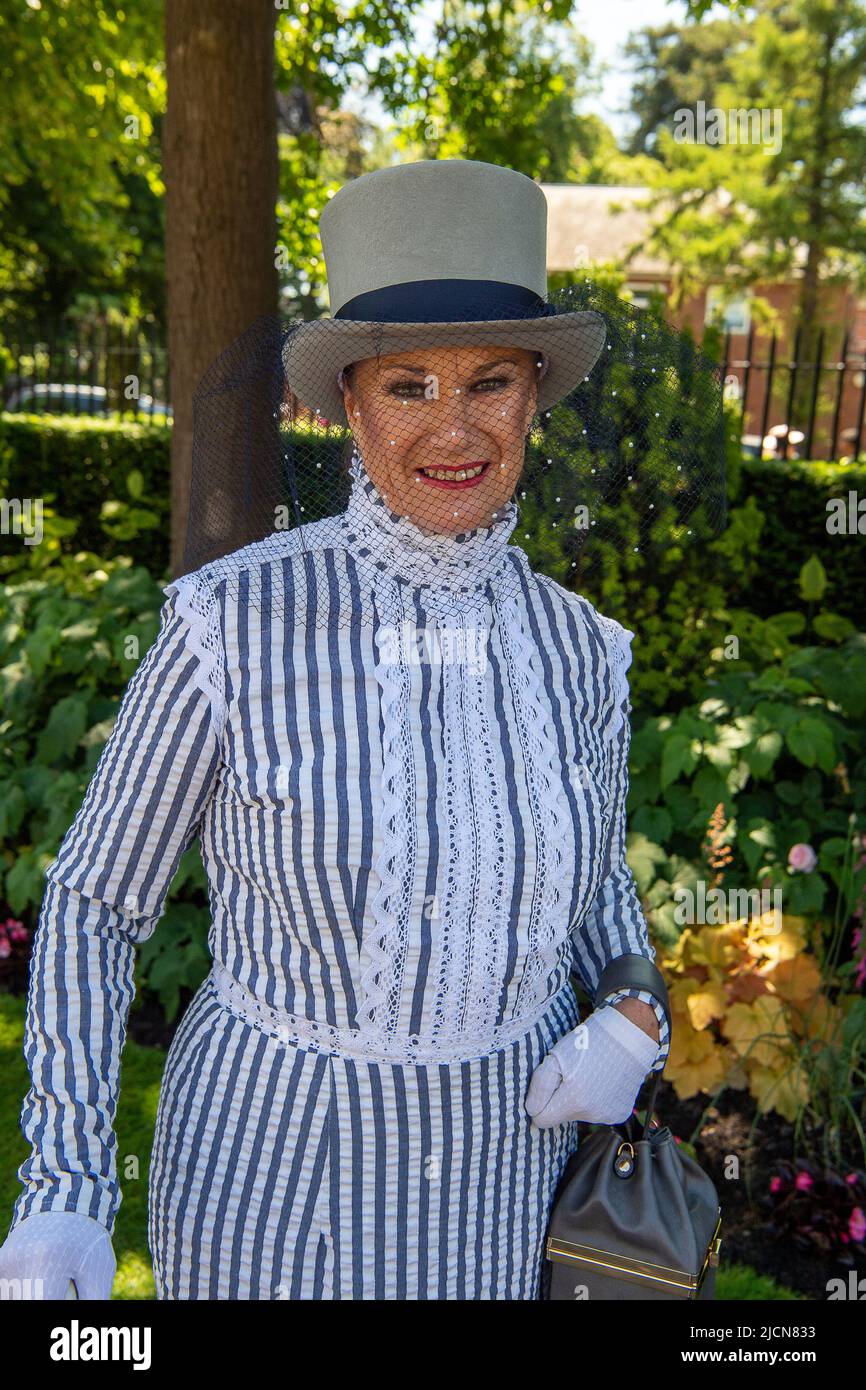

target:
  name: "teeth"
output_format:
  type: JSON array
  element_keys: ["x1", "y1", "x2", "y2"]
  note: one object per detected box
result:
[{"x1": 420, "y1": 464, "x2": 486, "y2": 481}]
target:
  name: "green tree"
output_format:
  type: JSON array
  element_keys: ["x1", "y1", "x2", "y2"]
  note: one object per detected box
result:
[
  {"x1": 370, "y1": 0, "x2": 598, "y2": 179},
  {"x1": 273, "y1": 0, "x2": 424, "y2": 317},
  {"x1": 0, "y1": 0, "x2": 165, "y2": 328},
  {"x1": 623, "y1": 18, "x2": 745, "y2": 159},
  {"x1": 626, "y1": 0, "x2": 866, "y2": 376}
]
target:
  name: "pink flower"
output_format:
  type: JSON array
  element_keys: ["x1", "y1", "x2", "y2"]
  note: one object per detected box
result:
[
  {"x1": 794, "y1": 1171, "x2": 813, "y2": 1191},
  {"x1": 849, "y1": 1208, "x2": 866, "y2": 1243},
  {"x1": 770, "y1": 1176, "x2": 783, "y2": 1193},
  {"x1": 788, "y1": 843, "x2": 818, "y2": 873},
  {"x1": 846, "y1": 1174, "x2": 859, "y2": 1186},
  {"x1": 851, "y1": 836, "x2": 866, "y2": 920},
  {"x1": 852, "y1": 924, "x2": 866, "y2": 987},
  {"x1": 0, "y1": 937, "x2": 10, "y2": 960}
]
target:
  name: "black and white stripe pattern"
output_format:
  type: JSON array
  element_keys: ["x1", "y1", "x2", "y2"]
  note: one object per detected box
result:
[{"x1": 12, "y1": 470, "x2": 669, "y2": 1298}]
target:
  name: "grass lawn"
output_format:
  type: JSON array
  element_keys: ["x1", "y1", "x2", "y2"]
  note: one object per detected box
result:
[
  {"x1": 1, "y1": 993, "x2": 160, "y2": 1299},
  {"x1": 0, "y1": 993, "x2": 804, "y2": 1301}
]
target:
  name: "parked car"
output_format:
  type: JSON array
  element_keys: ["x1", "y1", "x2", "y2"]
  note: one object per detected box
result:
[
  {"x1": 742, "y1": 425, "x2": 805, "y2": 460},
  {"x1": 2, "y1": 381, "x2": 172, "y2": 418}
]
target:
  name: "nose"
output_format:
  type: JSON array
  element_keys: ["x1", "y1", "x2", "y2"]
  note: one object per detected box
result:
[{"x1": 425, "y1": 388, "x2": 476, "y2": 453}]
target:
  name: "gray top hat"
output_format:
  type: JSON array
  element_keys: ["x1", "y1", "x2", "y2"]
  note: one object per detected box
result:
[{"x1": 283, "y1": 159, "x2": 607, "y2": 427}]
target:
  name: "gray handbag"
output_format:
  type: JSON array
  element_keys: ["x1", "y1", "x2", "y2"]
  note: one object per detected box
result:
[{"x1": 543, "y1": 954, "x2": 722, "y2": 1300}]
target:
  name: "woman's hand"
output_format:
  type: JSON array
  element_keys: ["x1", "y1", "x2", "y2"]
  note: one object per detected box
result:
[
  {"x1": 524, "y1": 1004, "x2": 660, "y2": 1128},
  {"x1": 0, "y1": 1211, "x2": 116, "y2": 1300}
]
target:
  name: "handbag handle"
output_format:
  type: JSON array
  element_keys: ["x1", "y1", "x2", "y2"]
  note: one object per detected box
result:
[{"x1": 593, "y1": 954, "x2": 671, "y2": 1142}]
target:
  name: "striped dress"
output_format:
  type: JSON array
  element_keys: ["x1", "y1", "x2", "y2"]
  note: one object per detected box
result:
[{"x1": 12, "y1": 459, "x2": 669, "y2": 1300}]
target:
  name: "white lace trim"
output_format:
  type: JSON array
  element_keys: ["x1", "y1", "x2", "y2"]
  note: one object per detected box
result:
[
  {"x1": 211, "y1": 960, "x2": 564, "y2": 1065},
  {"x1": 357, "y1": 576, "x2": 515, "y2": 1048},
  {"x1": 356, "y1": 571, "x2": 417, "y2": 1037},
  {"x1": 341, "y1": 449, "x2": 519, "y2": 596},
  {"x1": 162, "y1": 572, "x2": 227, "y2": 737},
  {"x1": 431, "y1": 591, "x2": 509, "y2": 1040},
  {"x1": 499, "y1": 587, "x2": 575, "y2": 1020}
]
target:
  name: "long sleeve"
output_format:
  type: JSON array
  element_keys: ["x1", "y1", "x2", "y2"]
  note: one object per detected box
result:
[
  {"x1": 9, "y1": 574, "x2": 225, "y2": 1236},
  {"x1": 569, "y1": 619, "x2": 670, "y2": 1075}
]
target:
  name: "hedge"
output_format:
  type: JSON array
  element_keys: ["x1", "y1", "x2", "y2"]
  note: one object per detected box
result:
[{"x1": 2, "y1": 411, "x2": 864, "y2": 710}]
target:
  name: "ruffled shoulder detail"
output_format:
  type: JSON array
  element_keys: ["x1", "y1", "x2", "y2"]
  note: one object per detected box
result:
[{"x1": 162, "y1": 569, "x2": 227, "y2": 739}]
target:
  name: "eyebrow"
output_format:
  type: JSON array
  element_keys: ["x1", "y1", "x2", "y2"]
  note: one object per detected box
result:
[{"x1": 379, "y1": 357, "x2": 523, "y2": 376}]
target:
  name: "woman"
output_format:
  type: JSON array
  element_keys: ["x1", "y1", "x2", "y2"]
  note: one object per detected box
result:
[{"x1": 2, "y1": 159, "x2": 723, "y2": 1300}]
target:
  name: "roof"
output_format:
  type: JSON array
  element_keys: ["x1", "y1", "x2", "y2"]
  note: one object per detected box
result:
[{"x1": 540, "y1": 184, "x2": 672, "y2": 278}]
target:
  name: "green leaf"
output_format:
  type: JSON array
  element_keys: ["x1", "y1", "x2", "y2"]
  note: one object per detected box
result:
[
  {"x1": 23, "y1": 628, "x2": 57, "y2": 678},
  {"x1": 785, "y1": 717, "x2": 837, "y2": 773},
  {"x1": 739, "y1": 820, "x2": 776, "y2": 875},
  {"x1": 631, "y1": 805, "x2": 673, "y2": 844},
  {"x1": 798, "y1": 554, "x2": 826, "y2": 602},
  {"x1": 784, "y1": 871, "x2": 827, "y2": 914},
  {"x1": 36, "y1": 694, "x2": 89, "y2": 762},
  {"x1": 625, "y1": 833, "x2": 668, "y2": 894},
  {"x1": 126, "y1": 468, "x2": 145, "y2": 499},
  {"x1": 691, "y1": 766, "x2": 731, "y2": 817},
  {"x1": 767, "y1": 612, "x2": 807, "y2": 637},
  {"x1": 841, "y1": 998, "x2": 866, "y2": 1050},
  {"x1": 812, "y1": 611, "x2": 856, "y2": 642},
  {"x1": 745, "y1": 730, "x2": 783, "y2": 778},
  {"x1": 660, "y1": 733, "x2": 699, "y2": 789},
  {"x1": 0, "y1": 781, "x2": 28, "y2": 838},
  {"x1": 817, "y1": 837, "x2": 852, "y2": 866},
  {"x1": 661, "y1": 783, "x2": 697, "y2": 830},
  {"x1": 649, "y1": 900, "x2": 682, "y2": 944},
  {"x1": 5, "y1": 852, "x2": 50, "y2": 913}
]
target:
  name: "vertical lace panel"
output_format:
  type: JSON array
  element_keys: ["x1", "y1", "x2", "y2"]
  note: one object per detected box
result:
[
  {"x1": 356, "y1": 572, "x2": 418, "y2": 1039},
  {"x1": 498, "y1": 589, "x2": 575, "y2": 1023},
  {"x1": 428, "y1": 593, "x2": 510, "y2": 1044},
  {"x1": 357, "y1": 578, "x2": 514, "y2": 1051}
]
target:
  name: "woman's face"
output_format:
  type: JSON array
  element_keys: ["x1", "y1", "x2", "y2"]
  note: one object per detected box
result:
[{"x1": 341, "y1": 343, "x2": 540, "y2": 534}]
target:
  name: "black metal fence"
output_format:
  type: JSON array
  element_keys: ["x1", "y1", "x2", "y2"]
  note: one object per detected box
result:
[
  {"x1": 3, "y1": 318, "x2": 866, "y2": 462},
  {"x1": 720, "y1": 326, "x2": 866, "y2": 462},
  {"x1": 1, "y1": 320, "x2": 170, "y2": 423}
]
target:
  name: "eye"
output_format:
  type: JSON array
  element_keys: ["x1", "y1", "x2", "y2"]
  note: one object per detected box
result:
[
  {"x1": 387, "y1": 379, "x2": 427, "y2": 398},
  {"x1": 471, "y1": 374, "x2": 515, "y2": 392}
]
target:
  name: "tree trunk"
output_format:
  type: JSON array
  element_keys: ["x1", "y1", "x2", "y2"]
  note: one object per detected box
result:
[{"x1": 165, "y1": 0, "x2": 279, "y2": 577}]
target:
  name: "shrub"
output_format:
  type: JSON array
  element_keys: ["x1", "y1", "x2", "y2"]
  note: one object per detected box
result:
[
  {"x1": 0, "y1": 413, "x2": 170, "y2": 574},
  {"x1": 627, "y1": 567, "x2": 866, "y2": 1155},
  {"x1": 0, "y1": 508, "x2": 210, "y2": 1013}
]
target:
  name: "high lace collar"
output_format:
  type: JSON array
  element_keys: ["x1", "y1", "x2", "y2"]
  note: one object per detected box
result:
[{"x1": 342, "y1": 450, "x2": 520, "y2": 596}]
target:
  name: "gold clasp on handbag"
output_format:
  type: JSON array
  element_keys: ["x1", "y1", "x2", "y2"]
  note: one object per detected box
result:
[{"x1": 613, "y1": 1141, "x2": 635, "y2": 1178}]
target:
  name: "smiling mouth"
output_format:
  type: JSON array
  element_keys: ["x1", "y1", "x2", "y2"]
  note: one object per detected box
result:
[{"x1": 415, "y1": 461, "x2": 491, "y2": 489}]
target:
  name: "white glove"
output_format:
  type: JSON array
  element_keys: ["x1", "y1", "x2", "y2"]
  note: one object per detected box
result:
[
  {"x1": 0, "y1": 1211, "x2": 116, "y2": 1300},
  {"x1": 525, "y1": 1005, "x2": 660, "y2": 1129}
]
